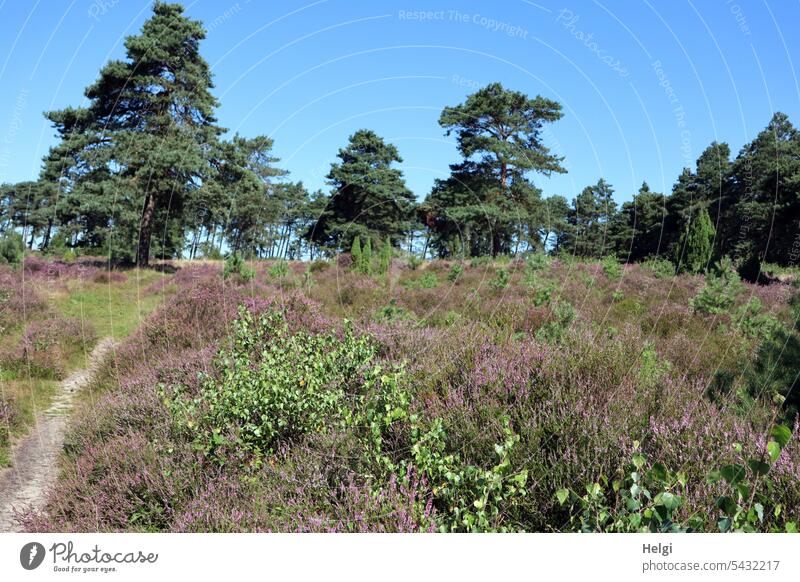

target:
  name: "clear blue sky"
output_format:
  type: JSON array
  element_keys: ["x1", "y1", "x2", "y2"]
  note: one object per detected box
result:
[{"x1": 1, "y1": 0, "x2": 798, "y2": 205}]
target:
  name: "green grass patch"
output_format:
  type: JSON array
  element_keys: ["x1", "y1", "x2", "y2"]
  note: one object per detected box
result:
[
  {"x1": 0, "y1": 377, "x2": 59, "y2": 466},
  {"x1": 51, "y1": 269, "x2": 166, "y2": 339}
]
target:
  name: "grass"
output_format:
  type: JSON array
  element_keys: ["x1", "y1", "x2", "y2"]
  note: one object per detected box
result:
[
  {"x1": 0, "y1": 376, "x2": 58, "y2": 467},
  {"x1": 49, "y1": 269, "x2": 167, "y2": 339},
  {"x1": 1, "y1": 268, "x2": 169, "y2": 466}
]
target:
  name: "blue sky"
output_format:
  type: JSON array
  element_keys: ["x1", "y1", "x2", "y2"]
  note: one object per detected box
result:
[{"x1": 1, "y1": 0, "x2": 798, "y2": 205}]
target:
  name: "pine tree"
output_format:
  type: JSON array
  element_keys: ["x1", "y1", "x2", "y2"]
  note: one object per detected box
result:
[
  {"x1": 676, "y1": 207, "x2": 715, "y2": 274},
  {"x1": 429, "y1": 83, "x2": 566, "y2": 257},
  {"x1": 307, "y1": 130, "x2": 415, "y2": 251},
  {"x1": 362, "y1": 237, "x2": 373, "y2": 275},
  {"x1": 378, "y1": 236, "x2": 392, "y2": 275},
  {"x1": 43, "y1": 2, "x2": 222, "y2": 265},
  {"x1": 350, "y1": 236, "x2": 363, "y2": 272}
]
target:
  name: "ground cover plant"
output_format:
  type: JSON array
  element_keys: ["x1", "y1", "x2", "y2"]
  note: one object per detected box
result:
[
  {"x1": 0, "y1": 260, "x2": 168, "y2": 466},
  {"x1": 15, "y1": 256, "x2": 799, "y2": 533}
]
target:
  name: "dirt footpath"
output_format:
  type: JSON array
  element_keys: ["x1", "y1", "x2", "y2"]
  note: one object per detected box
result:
[{"x1": 0, "y1": 337, "x2": 114, "y2": 532}]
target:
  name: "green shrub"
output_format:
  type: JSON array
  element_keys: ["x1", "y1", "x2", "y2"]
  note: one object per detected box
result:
[
  {"x1": 447, "y1": 263, "x2": 464, "y2": 283},
  {"x1": 536, "y1": 302, "x2": 575, "y2": 343},
  {"x1": 351, "y1": 236, "x2": 363, "y2": 272},
  {"x1": 373, "y1": 299, "x2": 416, "y2": 323},
  {"x1": 560, "y1": 427, "x2": 797, "y2": 532},
  {"x1": 532, "y1": 284, "x2": 554, "y2": 307},
  {"x1": 490, "y1": 267, "x2": 510, "y2": 290},
  {"x1": 222, "y1": 253, "x2": 255, "y2": 282},
  {"x1": 602, "y1": 256, "x2": 622, "y2": 280},
  {"x1": 403, "y1": 271, "x2": 438, "y2": 290},
  {"x1": 362, "y1": 238, "x2": 373, "y2": 274},
  {"x1": 470, "y1": 255, "x2": 491, "y2": 268},
  {"x1": 353, "y1": 373, "x2": 529, "y2": 532},
  {"x1": 690, "y1": 257, "x2": 744, "y2": 315},
  {"x1": 267, "y1": 260, "x2": 290, "y2": 279},
  {"x1": 163, "y1": 307, "x2": 375, "y2": 465},
  {"x1": 525, "y1": 252, "x2": 549, "y2": 273},
  {"x1": 646, "y1": 257, "x2": 676, "y2": 278},
  {"x1": 676, "y1": 208, "x2": 715, "y2": 274},
  {"x1": 0, "y1": 232, "x2": 24, "y2": 265},
  {"x1": 735, "y1": 298, "x2": 783, "y2": 341},
  {"x1": 407, "y1": 255, "x2": 423, "y2": 270},
  {"x1": 557, "y1": 446, "x2": 689, "y2": 532}
]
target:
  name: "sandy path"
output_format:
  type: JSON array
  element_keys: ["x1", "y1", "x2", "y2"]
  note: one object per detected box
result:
[{"x1": 0, "y1": 337, "x2": 114, "y2": 532}]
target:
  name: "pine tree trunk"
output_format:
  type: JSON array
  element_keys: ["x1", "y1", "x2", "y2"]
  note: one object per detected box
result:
[
  {"x1": 42, "y1": 218, "x2": 53, "y2": 250},
  {"x1": 137, "y1": 192, "x2": 156, "y2": 267}
]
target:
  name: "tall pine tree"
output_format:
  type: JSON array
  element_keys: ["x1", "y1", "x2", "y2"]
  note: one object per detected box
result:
[{"x1": 43, "y1": 2, "x2": 222, "y2": 265}]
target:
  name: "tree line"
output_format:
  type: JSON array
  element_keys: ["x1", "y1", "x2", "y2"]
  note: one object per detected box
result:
[{"x1": 1, "y1": 1, "x2": 799, "y2": 275}]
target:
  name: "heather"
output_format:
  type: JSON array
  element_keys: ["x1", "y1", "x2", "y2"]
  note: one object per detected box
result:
[
  {"x1": 20, "y1": 258, "x2": 800, "y2": 533},
  {"x1": 0, "y1": 261, "x2": 166, "y2": 466}
]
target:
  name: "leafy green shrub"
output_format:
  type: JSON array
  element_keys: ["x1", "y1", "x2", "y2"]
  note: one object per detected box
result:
[
  {"x1": 470, "y1": 255, "x2": 491, "y2": 268},
  {"x1": 646, "y1": 257, "x2": 676, "y2": 278},
  {"x1": 536, "y1": 302, "x2": 575, "y2": 343},
  {"x1": 557, "y1": 446, "x2": 689, "y2": 532},
  {"x1": 638, "y1": 342, "x2": 670, "y2": 388},
  {"x1": 525, "y1": 252, "x2": 549, "y2": 273},
  {"x1": 0, "y1": 232, "x2": 24, "y2": 265},
  {"x1": 353, "y1": 372, "x2": 529, "y2": 532},
  {"x1": 707, "y1": 425, "x2": 795, "y2": 532},
  {"x1": 611, "y1": 289, "x2": 624, "y2": 302},
  {"x1": 602, "y1": 256, "x2": 622, "y2": 280},
  {"x1": 362, "y1": 238, "x2": 373, "y2": 274},
  {"x1": 690, "y1": 257, "x2": 744, "y2": 314},
  {"x1": 407, "y1": 416, "x2": 528, "y2": 532},
  {"x1": 532, "y1": 284, "x2": 554, "y2": 307},
  {"x1": 407, "y1": 255, "x2": 423, "y2": 270},
  {"x1": 447, "y1": 263, "x2": 464, "y2": 283},
  {"x1": 403, "y1": 271, "x2": 438, "y2": 290},
  {"x1": 222, "y1": 253, "x2": 254, "y2": 282},
  {"x1": 735, "y1": 298, "x2": 783, "y2": 341},
  {"x1": 267, "y1": 260, "x2": 290, "y2": 279},
  {"x1": 373, "y1": 299, "x2": 416, "y2": 323},
  {"x1": 559, "y1": 426, "x2": 797, "y2": 532},
  {"x1": 490, "y1": 267, "x2": 510, "y2": 290},
  {"x1": 163, "y1": 307, "x2": 375, "y2": 464}
]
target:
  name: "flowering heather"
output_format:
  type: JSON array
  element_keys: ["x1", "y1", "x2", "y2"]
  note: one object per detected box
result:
[
  {"x1": 0, "y1": 267, "x2": 47, "y2": 332},
  {"x1": 21, "y1": 255, "x2": 108, "y2": 281},
  {"x1": 22, "y1": 258, "x2": 800, "y2": 532},
  {"x1": 0, "y1": 317, "x2": 96, "y2": 379}
]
